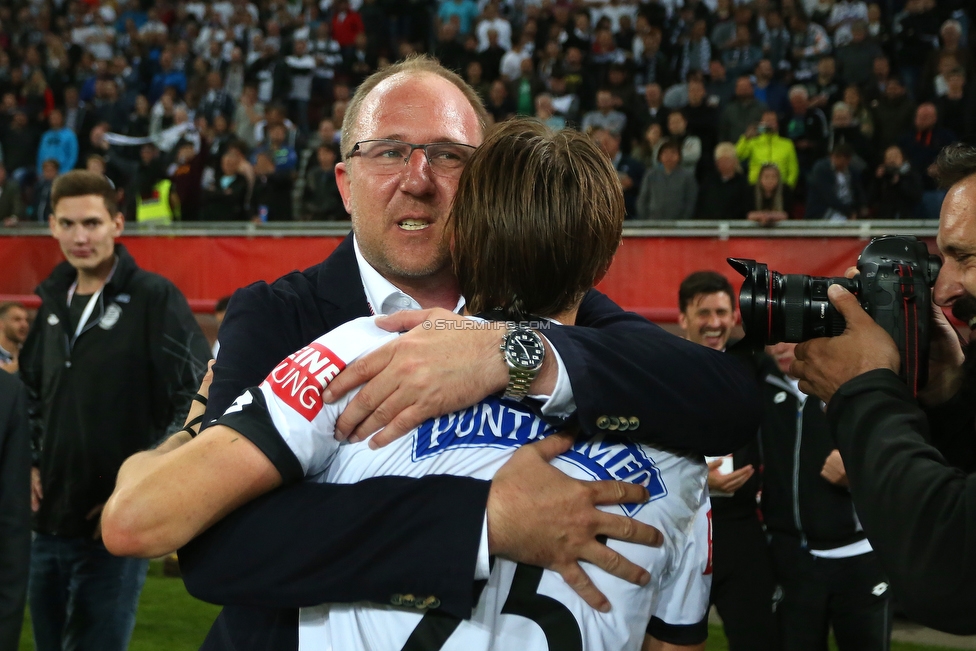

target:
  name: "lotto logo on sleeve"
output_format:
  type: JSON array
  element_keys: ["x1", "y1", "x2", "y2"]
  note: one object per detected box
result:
[{"x1": 265, "y1": 343, "x2": 346, "y2": 421}]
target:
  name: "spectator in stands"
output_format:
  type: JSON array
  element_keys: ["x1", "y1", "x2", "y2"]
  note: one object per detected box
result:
[
  {"x1": 696, "y1": 142, "x2": 751, "y2": 220},
  {"x1": 433, "y1": 22, "x2": 468, "y2": 76},
  {"x1": 834, "y1": 22, "x2": 883, "y2": 87},
  {"x1": 865, "y1": 3, "x2": 890, "y2": 49},
  {"x1": 500, "y1": 34, "x2": 533, "y2": 83},
  {"x1": 873, "y1": 77, "x2": 916, "y2": 149},
  {"x1": 36, "y1": 110, "x2": 77, "y2": 179},
  {"x1": 684, "y1": 78, "x2": 720, "y2": 158},
  {"x1": 753, "y1": 60, "x2": 789, "y2": 119},
  {"x1": 125, "y1": 96, "x2": 151, "y2": 139},
  {"x1": 808, "y1": 56, "x2": 844, "y2": 111},
  {"x1": 919, "y1": 51, "x2": 962, "y2": 102},
  {"x1": 477, "y1": 3, "x2": 512, "y2": 52},
  {"x1": 61, "y1": 87, "x2": 88, "y2": 143},
  {"x1": 785, "y1": 85, "x2": 829, "y2": 180},
  {"x1": 829, "y1": 102, "x2": 875, "y2": 170},
  {"x1": 485, "y1": 79, "x2": 516, "y2": 123},
  {"x1": 0, "y1": 163, "x2": 25, "y2": 226},
  {"x1": 22, "y1": 70, "x2": 54, "y2": 127},
  {"x1": 843, "y1": 84, "x2": 874, "y2": 141},
  {"x1": 763, "y1": 9, "x2": 793, "y2": 73},
  {"x1": 32, "y1": 159, "x2": 59, "y2": 223},
  {"x1": 634, "y1": 28, "x2": 671, "y2": 89},
  {"x1": 534, "y1": 94, "x2": 566, "y2": 131},
  {"x1": 547, "y1": 73, "x2": 581, "y2": 127},
  {"x1": 635, "y1": 122, "x2": 665, "y2": 169},
  {"x1": 560, "y1": 47, "x2": 597, "y2": 110},
  {"x1": 198, "y1": 71, "x2": 235, "y2": 126},
  {"x1": 148, "y1": 50, "x2": 187, "y2": 104},
  {"x1": 720, "y1": 76, "x2": 768, "y2": 144},
  {"x1": 639, "y1": 83, "x2": 666, "y2": 133},
  {"x1": 251, "y1": 152, "x2": 293, "y2": 222},
  {"x1": 826, "y1": 0, "x2": 870, "y2": 46},
  {"x1": 723, "y1": 25, "x2": 763, "y2": 79},
  {"x1": 637, "y1": 139, "x2": 698, "y2": 220},
  {"x1": 892, "y1": 0, "x2": 941, "y2": 95},
  {"x1": 169, "y1": 141, "x2": 206, "y2": 222},
  {"x1": 678, "y1": 19, "x2": 712, "y2": 82},
  {"x1": 922, "y1": 19, "x2": 974, "y2": 92},
  {"x1": 254, "y1": 123, "x2": 298, "y2": 175},
  {"x1": 899, "y1": 102, "x2": 956, "y2": 218},
  {"x1": 790, "y1": 12, "x2": 832, "y2": 81},
  {"x1": 331, "y1": 0, "x2": 365, "y2": 52},
  {"x1": 478, "y1": 30, "x2": 507, "y2": 84},
  {"x1": 463, "y1": 61, "x2": 491, "y2": 104},
  {"x1": 870, "y1": 144, "x2": 922, "y2": 219},
  {"x1": 807, "y1": 143, "x2": 867, "y2": 220},
  {"x1": 284, "y1": 40, "x2": 315, "y2": 136},
  {"x1": 509, "y1": 58, "x2": 544, "y2": 117},
  {"x1": 302, "y1": 144, "x2": 345, "y2": 221},
  {"x1": 935, "y1": 67, "x2": 973, "y2": 142},
  {"x1": 232, "y1": 84, "x2": 264, "y2": 150},
  {"x1": 737, "y1": 110, "x2": 800, "y2": 188},
  {"x1": 666, "y1": 110, "x2": 702, "y2": 173},
  {"x1": 202, "y1": 152, "x2": 248, "y2": 221},
  {"x1": 582, "y1": 89, "x2": 627, "y2": 134},
  {"x1": 749, "y1": 162, "x2": 794, "y2": 224},
  {"x1": 438, "y1": 0, "x2": 480, "y2": 38},
  {"x1": 704, "y1": 61, "x2": 735, "y2": 112},
  {"x1": 592, "y1": 127, "x2": 643, "y2": 219}
]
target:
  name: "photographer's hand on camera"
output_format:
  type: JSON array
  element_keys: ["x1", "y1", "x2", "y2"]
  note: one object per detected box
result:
[
  {"x1": 791, "y1": 285, "x2": 901, "y2": 403},
  {"x1": 917, "y1": 301, "x2": 966, "y2": 407}
]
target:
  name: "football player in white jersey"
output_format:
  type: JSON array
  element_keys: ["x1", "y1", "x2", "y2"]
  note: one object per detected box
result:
[{"x1": 103, "y1": 120, "x2": 711, "y2": 650}]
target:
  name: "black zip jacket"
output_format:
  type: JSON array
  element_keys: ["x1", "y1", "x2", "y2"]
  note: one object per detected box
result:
[
  {"x1": 760, "y1": 365, "x2": 866, "y2": 550},
  {"x1": 827, "y1": 368, "x2": 976, "y2": 635},
  {"x1": 19, "y1": 244, "x2": 210, "y2": 538}
]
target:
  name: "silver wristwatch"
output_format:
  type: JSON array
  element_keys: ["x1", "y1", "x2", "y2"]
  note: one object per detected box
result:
[{"x1": 500, "y1": 325, "x2": 545, "y2": 401}]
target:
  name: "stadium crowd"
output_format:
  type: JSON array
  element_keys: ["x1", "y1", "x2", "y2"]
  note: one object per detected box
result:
[{"x1": 0, "y1": 0, "x2": 972, "y2": 225}]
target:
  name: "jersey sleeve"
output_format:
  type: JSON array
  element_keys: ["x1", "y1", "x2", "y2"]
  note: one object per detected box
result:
[
  {"x1": 645, "y1": 494, "x2": 712, "y2": 646},
  {"x1": 214, "y1": 317, "x2": 399, "y2": 481}
]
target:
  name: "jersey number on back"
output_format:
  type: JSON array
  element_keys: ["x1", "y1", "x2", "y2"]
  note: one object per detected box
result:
[{"x1": 399, "y1": 563, "x2": 583, "y2": 651}]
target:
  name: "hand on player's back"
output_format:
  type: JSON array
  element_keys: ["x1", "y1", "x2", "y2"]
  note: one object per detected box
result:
[
  {"x1": 324, "y1": 308, "x2": 512, "y2": 447},
  {"x1": 487, "y1": 433, "x2": 662, "y2": 613}
]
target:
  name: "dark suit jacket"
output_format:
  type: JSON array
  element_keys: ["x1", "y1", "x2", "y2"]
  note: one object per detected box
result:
[
  {"x1": 183, "y1": 233, "x2": 761, "y2": 650},
  {"x1": 0, "y1": 372, "x2": 30, "y2": 651}
]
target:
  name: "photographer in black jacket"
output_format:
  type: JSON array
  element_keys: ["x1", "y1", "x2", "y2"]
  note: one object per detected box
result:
[{"x1": 792, "y1": 143, "x2": 976, "y2": 635}]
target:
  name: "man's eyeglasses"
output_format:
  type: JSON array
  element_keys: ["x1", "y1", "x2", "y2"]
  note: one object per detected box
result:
[{"x1": 345, "y1": 139, "x2": 477, "y2": 177}]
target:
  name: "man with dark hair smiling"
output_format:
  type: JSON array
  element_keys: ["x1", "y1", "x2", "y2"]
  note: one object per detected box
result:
[{"x1": 676, "y1": 271, "x2": 780, "y2": 651}]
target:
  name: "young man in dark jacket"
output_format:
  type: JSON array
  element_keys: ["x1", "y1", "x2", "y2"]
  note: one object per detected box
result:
[
  {"x1": 762, "y1": 342, "x2": 891, "y2": 651},
  {"x1": 18, "y1": 170, "x2": 210, "y2": 651}
]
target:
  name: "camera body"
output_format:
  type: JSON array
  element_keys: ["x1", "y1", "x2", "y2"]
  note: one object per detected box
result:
[{"x1": 729, "y1": 235, "x2": 942, "y2": 391}]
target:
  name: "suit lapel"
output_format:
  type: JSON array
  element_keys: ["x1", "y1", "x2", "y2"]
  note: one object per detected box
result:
[{"x1": 312, "y1": 233, "x2": 372, "y2": 330}]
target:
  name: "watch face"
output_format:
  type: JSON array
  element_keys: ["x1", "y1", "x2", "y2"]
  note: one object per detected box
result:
[{"x1": 505, "y1": 329, "x2": 544, "y2": 370}]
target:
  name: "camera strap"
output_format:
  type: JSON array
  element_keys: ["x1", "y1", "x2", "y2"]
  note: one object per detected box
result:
[{"x1": 897, "y1": 265, "x2": 921, "y2": 397}]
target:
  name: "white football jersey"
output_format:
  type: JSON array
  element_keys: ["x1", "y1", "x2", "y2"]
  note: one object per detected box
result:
[{"x1": 217, "y1": 317, "x2": 712, "y2": 651}]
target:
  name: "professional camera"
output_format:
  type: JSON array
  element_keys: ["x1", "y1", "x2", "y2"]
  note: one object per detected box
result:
[{"x1": 728, "y1": 235, "x2": 942, "y2": 393}]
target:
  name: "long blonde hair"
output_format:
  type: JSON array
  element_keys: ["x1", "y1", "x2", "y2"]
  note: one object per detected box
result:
[{"x1": 754, "y1": 163, "x2": 784, "y2": 211}]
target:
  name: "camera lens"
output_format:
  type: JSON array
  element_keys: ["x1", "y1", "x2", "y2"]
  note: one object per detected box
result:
[{"x1": 728, "y1": 258, "x2": 856, "y2": 344}]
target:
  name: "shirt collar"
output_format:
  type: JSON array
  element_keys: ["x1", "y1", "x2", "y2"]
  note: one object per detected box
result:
[{"x1": 353, "y1": 237, "x2": 464, "y2": 316}]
